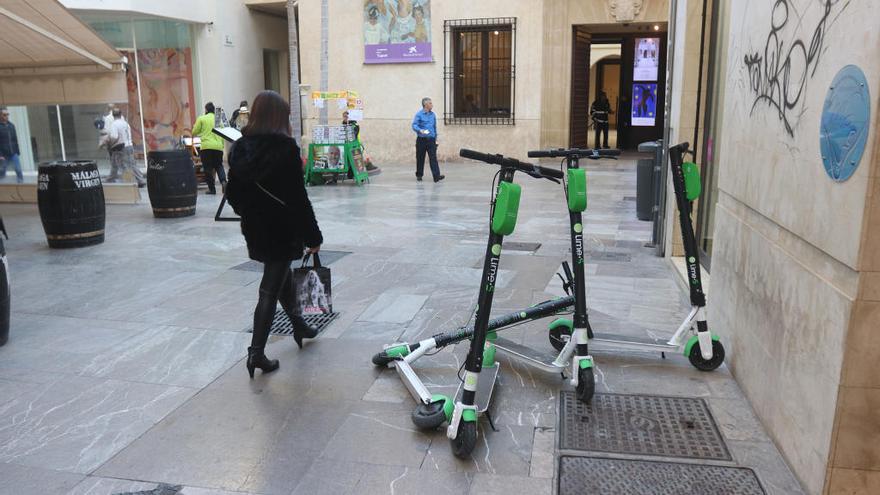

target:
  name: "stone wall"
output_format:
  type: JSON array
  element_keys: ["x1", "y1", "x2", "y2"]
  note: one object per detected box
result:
[
  {"x1": 296, "y1": 0, "x2": 545, "y2": 164},
  {"x1": 709, "y1": 1, "x2": 880, "y2": 493}
]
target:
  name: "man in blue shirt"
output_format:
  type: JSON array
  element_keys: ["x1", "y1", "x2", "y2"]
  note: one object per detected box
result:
[
  {"x1": 0, "y1": 108, "x2": 23, "y2": 184},
  {"x1": 411, "y1": 97, "x2": 444, "y2": 182}
]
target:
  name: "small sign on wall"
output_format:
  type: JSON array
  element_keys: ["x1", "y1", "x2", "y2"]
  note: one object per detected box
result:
[{"x1": 820, "y1": 65, "x2": 870, "y2": 182}]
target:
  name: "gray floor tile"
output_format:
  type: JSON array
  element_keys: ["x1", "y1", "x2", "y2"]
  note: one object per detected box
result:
[
  {"x1": 467, "y1": 473, "x2": 552, "y2": 495},
  {"x1": 0, "y1": 375, "x2": 194, "y2": 474},
  {"x1": 0, "y1": 463, "x2": 84, "y2": 495}
]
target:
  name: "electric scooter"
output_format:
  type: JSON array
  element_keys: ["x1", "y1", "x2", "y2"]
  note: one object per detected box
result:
[
  {"x1": 540, "y1": 142, "x2": 725, "y2": 371},
  {"x1": 491, "y1": 147, "x2": 622, "y2": 404},
  {"x1": 371, "y1": 293, "x2": 576, "y2": 430}
]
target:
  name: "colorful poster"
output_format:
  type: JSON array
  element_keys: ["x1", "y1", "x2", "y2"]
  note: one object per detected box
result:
[
  {"x1": 124, "y1": 48, "x2": 196, "y2": 151},
  {"x1": 633, "y1": 37, "x2": 660, "y2": 81},
  {"x1": 364, "y1": 0, "x2": 432, "y2": 64},
  {"x1": 312, "y1": 145, "x2": 345, "y2": 170},
  {"x1": 632, "y1": 83, "x2": 658, "y2": 127}
]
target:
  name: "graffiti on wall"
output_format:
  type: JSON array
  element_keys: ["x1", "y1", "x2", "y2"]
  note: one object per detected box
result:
[{"x1": 742, "y1": 0, "x2": 850, "y2": 137}]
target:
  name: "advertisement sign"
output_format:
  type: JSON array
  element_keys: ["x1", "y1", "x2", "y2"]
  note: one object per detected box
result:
[
  {"x1": 632, "y1": 83, "x2": 658, "y2": 127},
  {"x1": 633, "y1": 37, "x2": 660, "y2": 81},
  {"x1": 364, "y1": 1, "x2": 432, "y2": 64}
]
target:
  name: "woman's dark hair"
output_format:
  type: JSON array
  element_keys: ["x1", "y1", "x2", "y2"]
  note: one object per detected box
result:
[
  {"x1": 242, "y1": 90, "x2": 291, "y2": 137},
  {"x1": 205, "y1": 102, "x2": 215, "y2": 114}
]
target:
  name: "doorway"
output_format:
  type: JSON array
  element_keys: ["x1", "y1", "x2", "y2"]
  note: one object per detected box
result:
[
  {"x1": 569, "y1": 26, "x2": 667, "y2": 150},
  {"x1": 591, "y1": 43, "x2": 622, "y2": 149}
]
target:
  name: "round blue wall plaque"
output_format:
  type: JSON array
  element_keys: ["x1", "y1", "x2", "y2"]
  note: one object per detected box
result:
[{"x1": 820, "y1": 65, "x2": 870, "y2": 182}]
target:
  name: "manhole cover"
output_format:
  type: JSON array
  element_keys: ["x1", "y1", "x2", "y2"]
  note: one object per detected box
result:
[
  {"x1": 247, "y1": 309, "x2": 340, "y2": 336},
  {"x1": 231, "y1": 251, "x2": 351, "y2": 272},
  {"x1": 558, "y1": 457, "x2": 765, "y2": 495},
  {"x1": 504, "y1": 241, "x2": 541, "y2": 252},
  {"x1": 560, "y1": 392, "x2": 731, "y2": 460}
]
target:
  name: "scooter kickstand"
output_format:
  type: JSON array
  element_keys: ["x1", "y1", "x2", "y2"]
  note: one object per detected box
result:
[{"x1": 485, "y1": 410, "x2": 499, "y2": 432}]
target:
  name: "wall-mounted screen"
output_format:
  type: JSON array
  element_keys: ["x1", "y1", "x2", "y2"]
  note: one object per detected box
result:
[
  {"x1": 632, "y1": 83, "x2": 658, "y2": 127},
  {"x1": 633, "y1": 37, "x2": 660, "y2": 81}
]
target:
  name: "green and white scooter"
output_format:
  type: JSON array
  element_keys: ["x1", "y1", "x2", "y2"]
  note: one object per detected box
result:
[
  {"x1": 490, "y1": 147, "x2": 621, "y2": 403},
  {"x1": 441, "y1": 149, "x2": 570, "y2": 458},
  {"x1": 540, "y1": 143, "x2": 725, "y2": 371}
]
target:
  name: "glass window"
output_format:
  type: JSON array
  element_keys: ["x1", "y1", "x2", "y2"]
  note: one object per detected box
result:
[
  {"x1": 444, "y1": 19, "x2": 516, "y2": 125},
  {"x1": 264, "y1": 50, "x2": 281, "y2": 93}
]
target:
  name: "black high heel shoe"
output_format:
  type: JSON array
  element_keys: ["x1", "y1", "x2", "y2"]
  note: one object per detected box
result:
[
  {"x1": 246, "y1": 346, "x2": 279, "y2": 378},
  {"x1": 291, "y1": 315, "x2": 319, "y2": 349}
]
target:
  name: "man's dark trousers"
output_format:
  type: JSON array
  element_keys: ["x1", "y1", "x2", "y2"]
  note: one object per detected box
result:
[
  {"x1": 415, "y1": 137, "x2": 441, "y2": 180},
  {"x1": 594, "y1": 123, "x2": 609, "y2": 149}
]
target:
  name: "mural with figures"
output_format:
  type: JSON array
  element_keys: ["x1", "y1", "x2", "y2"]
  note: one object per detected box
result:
[{"x1": 124, "y1": 49, "x2": 196, "y2": 151}]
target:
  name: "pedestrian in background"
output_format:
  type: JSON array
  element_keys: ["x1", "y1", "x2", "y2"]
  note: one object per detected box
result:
[
  {"x1": 0, "y1": 108, "x2": 24, "y2": 183},
  {"x1": 411, "y1": 97, "x2": 444, "y2": 183},
  {"x1": 590, "y1": 91, "x2": 612, "y2": 149},
  {"x1": 226, "y1": 90, "x2": 323, "y2": 378},
  {"x1": 99, "y1": 103, "x2": 121, "y2": 181},
  {"x1": 192, "y1": 102, "x2": 227, "y2": 194},
  {"x1": 231, "y1": 100, "x2": 249, "y2": 130},
  {"x1": 104, "y1": 108, "x2": 146, "y2": 187}
]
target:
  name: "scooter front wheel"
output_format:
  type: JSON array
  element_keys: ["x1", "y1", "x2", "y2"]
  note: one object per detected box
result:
[
  {"x1": 412, "y1": 399, "x2": 448, "y2": 430},
  {"x1": 576, "y1": 367, "x2": 595, "y2": 403},
  {"x1": 451, "y1": 421, "x2": 478, "y2": 459},
  {"x1": 688, "y1": 339, "x2": 725, "y2": 371}
]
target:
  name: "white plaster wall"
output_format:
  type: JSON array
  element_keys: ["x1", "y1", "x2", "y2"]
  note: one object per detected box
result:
[
  {"x1": 192, "y1": 2, "x2": 290, "y2": 114},
  {"x1": 297, "y1": 0, "x2": 545, "y2": 163},
  {"x1": 710, "y1": 1, "x2": 879, "y2": 493},
  {"x1": 62, "y1": 0, "x2": 214, "y2": 23}
]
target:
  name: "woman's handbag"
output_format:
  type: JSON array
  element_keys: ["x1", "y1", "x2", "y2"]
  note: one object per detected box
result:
[{"x1": 292, "y1": 253, "x2": 332, "y2": 315}]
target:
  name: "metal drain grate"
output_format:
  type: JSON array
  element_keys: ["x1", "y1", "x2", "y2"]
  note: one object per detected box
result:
[
  {"x1": 231, "y1": 251, "x2": 351, "y2": 272},
  {"x1": 247, "y1": 309, "x2": 340, "y2": 336},
  {"x1": 504, "y1": 241, "x2": 541, "y2": 252},
  {"x1": 558, "y1": 457, "x2": 765, "y2": 495},
  {"x1": 560, "y1": 392, "x2": 731, "y2": 461}
]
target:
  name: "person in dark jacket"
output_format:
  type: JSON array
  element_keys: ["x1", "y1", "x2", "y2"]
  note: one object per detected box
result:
[
  {"x1": 590, "y1": 91, "x2": 612, "y2": 149},
  {"x1": 226, "y1": 90, "x2": 323, "y2": 378},
  {"x1": 0, "y1": 108, "x2": 23, "y2": 183}
]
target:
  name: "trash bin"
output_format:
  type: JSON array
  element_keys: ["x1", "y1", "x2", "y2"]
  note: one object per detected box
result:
[
  {"x1": 0, "y1": 217, "x2": 9, "y2": 347},
  {"x1": 636, "y1": 141, "x2": 660, "y2": 221}
]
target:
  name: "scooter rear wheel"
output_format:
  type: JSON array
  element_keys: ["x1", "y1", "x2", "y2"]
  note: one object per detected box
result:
[
  {"x1": 576, "y1": 367, "x2": 595, "y2": 403},
  {"x1": 549, "y1": 325, "x2": 571, "y2": 352},
  {"x1": 451, "y1": 421, "x2": 478, "y2": 459},
  {"x1": 687, "y1": 339, "x2": 725, "y2": 371},
  {"x1": 412, "y1": 399, "x2": 448, "y2": 429},
  {"x1": 371, "y1": 351, "x2": 393, "y2": 366}
]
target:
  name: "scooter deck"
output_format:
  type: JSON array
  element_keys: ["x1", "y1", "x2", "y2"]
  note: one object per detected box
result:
[
  {"x1": 590, "y1": 332, "x2": 680, "y2": 353},
  {"x1": 494, "y1": 337, "x2": 564, "y2": 374},
  {"x1": 453, "y1": 362, "x2": 501, "y2": 414}
]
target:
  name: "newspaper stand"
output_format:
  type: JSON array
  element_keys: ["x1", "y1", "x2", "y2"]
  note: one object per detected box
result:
[{"x1": 305, "y1": 125, "x2": 369, "y2": 186}]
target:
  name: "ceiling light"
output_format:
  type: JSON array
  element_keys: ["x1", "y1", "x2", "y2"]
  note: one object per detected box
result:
[{"x1": 653, "y1": 25, "x2": 660, "y2": 31}]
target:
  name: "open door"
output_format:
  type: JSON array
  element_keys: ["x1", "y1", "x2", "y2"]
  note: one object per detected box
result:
[{"x1": 569, "y1": 27, "x2": 591, "y2": 148}]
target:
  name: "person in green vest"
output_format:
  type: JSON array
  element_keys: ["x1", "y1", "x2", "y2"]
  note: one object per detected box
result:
[{"x1": 192, "y1": 102, "x2": 226, "y2": 194}]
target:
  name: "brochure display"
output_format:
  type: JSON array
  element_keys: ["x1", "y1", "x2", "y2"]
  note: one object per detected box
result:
[{"x1": 305, "y1": 125, "x2": 369, "y2": 185}]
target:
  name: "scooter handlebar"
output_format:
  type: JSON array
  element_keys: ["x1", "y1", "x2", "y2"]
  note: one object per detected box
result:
[
  {"x1": 459, "y1": 149, "x2": 564, "y2": 180},
  {"x1": 527, "y1": 148, "x2": 622, "y2": 159}
]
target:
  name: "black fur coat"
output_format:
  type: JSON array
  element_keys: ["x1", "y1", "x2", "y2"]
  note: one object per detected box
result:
[{"x1": 226, "y1": 134, "x2": 322, "y2": 262}]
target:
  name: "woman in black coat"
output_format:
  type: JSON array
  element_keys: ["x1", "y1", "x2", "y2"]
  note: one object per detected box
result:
[{"x1": 226, "y1": 90, "x2": 323, "y2": 378}]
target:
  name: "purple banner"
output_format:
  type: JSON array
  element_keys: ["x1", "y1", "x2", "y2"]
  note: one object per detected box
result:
[{"x1": 365, "y1": 42, "x2": 432, "y2": 64}]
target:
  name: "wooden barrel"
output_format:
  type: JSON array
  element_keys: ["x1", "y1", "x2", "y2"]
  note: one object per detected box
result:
[
  {"x1": 0, "y1": 230, "x2": 9, "y2": 347},
  {"x1": 37, "y1": 160, "x2": 106, "y2": 248},
  {"x1": 147, "y1": 150, "x2": 198, "y2": 218}
]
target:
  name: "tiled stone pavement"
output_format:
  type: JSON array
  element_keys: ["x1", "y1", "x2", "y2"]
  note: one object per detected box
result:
[{"x1": 0, "y1": 157, "x2": 804, "y2": 494}]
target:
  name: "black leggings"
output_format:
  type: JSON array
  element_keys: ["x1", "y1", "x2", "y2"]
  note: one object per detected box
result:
[
  {"x1": 199, "y1": 149, "x2": 226, "y2": 190},
  {"x1": 251, "y1": 259, "x2": 296, "y2": 350}
]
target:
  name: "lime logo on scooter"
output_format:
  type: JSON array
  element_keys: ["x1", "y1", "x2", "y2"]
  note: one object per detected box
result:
[
  {"x1": 687, "y1": 256, "x2": 699, "y2": 285},
  {"x1": 573, "y1": 223, "x2": 584, "y2": 265},
  {"x1": 486, "y1": 244, "x2": 501, "y2": 293}
]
